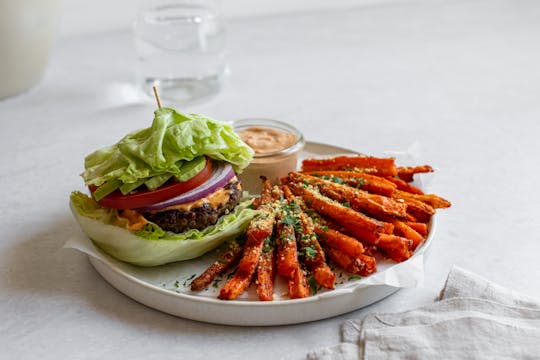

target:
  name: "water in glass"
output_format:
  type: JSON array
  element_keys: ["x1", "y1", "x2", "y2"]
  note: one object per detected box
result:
[{"x1": 134, "y1": 0, "x2": 226, "y2": 103}]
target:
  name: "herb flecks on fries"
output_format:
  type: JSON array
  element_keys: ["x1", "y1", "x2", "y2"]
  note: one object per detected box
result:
[{"x1": 191, "y1": 155, "x2": 451, "y2": 301}]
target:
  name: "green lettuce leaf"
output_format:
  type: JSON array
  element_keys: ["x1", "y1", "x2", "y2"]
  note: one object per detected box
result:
[
  {"x1": 70, "y1": 191, "x2": 258, "y2": 266},
  {"x1": 81, "y1": 108, "x2": 254, "y2": 187}
]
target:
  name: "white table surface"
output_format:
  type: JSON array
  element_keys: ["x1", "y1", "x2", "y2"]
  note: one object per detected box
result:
[{"x1": 2, "y1": 0, "x2": 540, "y2": 359}]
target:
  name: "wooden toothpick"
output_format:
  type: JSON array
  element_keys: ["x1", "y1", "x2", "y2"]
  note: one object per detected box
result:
[{"x1": 152, "y1": 85, "x2": 162, "y2": 109}]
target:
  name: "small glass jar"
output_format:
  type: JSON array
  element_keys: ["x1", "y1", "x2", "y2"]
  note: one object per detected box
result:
[{"x1": 233, "y1": 119, "x2": 305, "y2": 194}]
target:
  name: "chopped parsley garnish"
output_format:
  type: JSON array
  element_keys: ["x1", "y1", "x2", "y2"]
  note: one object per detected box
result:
[
  {"x1": 308, "y1": 276, "x2": 321, "y2": 295},
  {"x1": 262, "y1": 236, "x2": 273, "y2": 253},
  {"x1": 182, "y1": 274, "x2": 197, "y2": 287},
  {"x1": 303, "y1": 245, "x2": 318, "y2": 260},
  {"x1": 282, "y1": 214, "x2": 295, "y2": 226}
]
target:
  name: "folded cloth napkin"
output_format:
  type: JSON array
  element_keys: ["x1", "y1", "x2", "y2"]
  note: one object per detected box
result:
[{"x1": 307, "y1": 266, "x2": 540, "y2": 360}]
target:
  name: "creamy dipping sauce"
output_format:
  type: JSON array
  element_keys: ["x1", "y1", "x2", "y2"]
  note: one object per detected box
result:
[
  {"x1": 238, "y1": 127, "x2": 297, "y2": 155},
  {"x1": 235, "y1": 123, "x2": 304, "y2": 194}
]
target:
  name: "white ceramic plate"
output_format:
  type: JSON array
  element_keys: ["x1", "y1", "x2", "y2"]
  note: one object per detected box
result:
[{"x1": 88, "y1": 142, "x2": 435, "y2": 326}]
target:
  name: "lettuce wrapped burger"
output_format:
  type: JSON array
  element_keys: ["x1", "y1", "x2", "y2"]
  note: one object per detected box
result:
[{"x1": 70, "y1": 108, "x2": 258, "y2": 266}]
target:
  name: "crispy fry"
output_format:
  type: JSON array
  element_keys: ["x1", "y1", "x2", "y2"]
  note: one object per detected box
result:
[
  {"x1": 376, "y1": 212, "x2": 426, "y2": 250},
  {"x1": 258, "y1": 176, "x2": 275, "y2": 205},
  {"x1": 314, "y1": 225, "x2": 364, "y2": 258},
  {"x1": 217, "y1": 276, "x2": 252, "y2": 301},
  {"x1": 272, "y1": 185, "x2": 301, "y2": 280},
  {"x1": 282, "y1": 185, "x2": 336, "y2": 289},
  {"x1": 288, "y1": 173, "x2": 407, "y2": 218},
  {"x1": 282, "y1": 184, "x2": 325, "y2": 265},
  {"x1": 357, "y1": 254, "x2": 377, "y2": 276},
  {"x1": 325, "y1": 187, "x2": 407, "y2": 220},
  {"x1": 408, "y1": 210, "x2": 432, "y2": 223},
  {"x1": 384, "y1": 176, "x2": 424, "y2": 195},
  {"x1": 397, "y1": 165, "x2": 433, "y2": 182},
  {"x1": 325, "y1": 247, "x2": 377, "y2": 276},
  {"x1": 392, "y1": 191, "x2": 435, "y2": 223},
  {"x1": 219, "y1": 179, "x2": 276, "y2": 300},
  {"x1": 255, "y1": 236, "x2": 276, "y2": 301},
  {"x1": 288, "y1": 183, "x2": 393, "y2": 244},
  {"x1": 404, "y1": 213, "x2": 419, "y2": 222},
  {"x1": 301, "y1": 155, "x2": 397, "y2": 177},
  {"x1": 288, "y1": 267, "x2": 310, "y2": 299},
  {"x1": 312, "y1": 262, "x2": 336, "y2": 289},
  {"x1": 297, "y1": 212, "x2": 335, "y2": 289},
  {"x1": 275, "y1": 220, "x2": 300, "y2": 279},
  {"x1": 376, "y1": 234, "x2": 413, "y2": 262},
  {"x1": 394, "y1": 190, "x2": 451, "y2": 209},
  {"x1": 392, "y1": 220, "x2": 424, "y2": 250},
  {"x1": 325, "y1": 247, "x2": 358, "y2": 273},
  {"x1": 235, "y1": 210, "x2": 275, "y2": 277},
  {"x1": 214, "y1": 154, "x2": 450, "y2": 301},
  {"x1": 190, "y1": 237, "x2": 244, "y2": 291},
  {"x1": 406, "y1": 222, "x2": 429, "y2": 237},
  {"x1": 297, "y1": 214, "x2": 326, "y2": 265},
  {"x1": 302, "y1": 171, "x2": 397, "y2": 196}
]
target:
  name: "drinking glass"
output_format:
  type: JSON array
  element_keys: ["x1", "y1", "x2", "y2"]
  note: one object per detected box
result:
[{"x1": 133, "y1": 0, "x2": 227, "y2": 104}]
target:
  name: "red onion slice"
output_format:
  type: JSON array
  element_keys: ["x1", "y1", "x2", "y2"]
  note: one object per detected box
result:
[{"x1": 135, "y1": 163, "x2": 236, "y2": 212}]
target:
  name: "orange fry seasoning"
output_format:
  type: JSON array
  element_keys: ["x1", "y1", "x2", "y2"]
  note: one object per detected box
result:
[{"x1": 301, "y1": 155, "x2": 397, "y2": 177}]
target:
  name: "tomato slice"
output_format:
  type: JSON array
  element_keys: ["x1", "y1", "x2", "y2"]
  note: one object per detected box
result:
[{"x1": 91, "y1": 158, "x2": 213, "y2": 210}]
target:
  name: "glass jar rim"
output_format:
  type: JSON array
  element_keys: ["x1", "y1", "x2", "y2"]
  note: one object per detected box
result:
[{"x1": 232, "y1": 118, "x2": 305, "y2": 159}]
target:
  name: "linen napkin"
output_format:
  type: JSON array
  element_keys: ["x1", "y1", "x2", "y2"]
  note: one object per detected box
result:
[{"x1": 307, "y1": 266, "x2": 540, "y2": 360}]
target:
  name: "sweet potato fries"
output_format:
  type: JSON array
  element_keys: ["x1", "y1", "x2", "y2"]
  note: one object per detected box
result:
[{"x1": 191, "y1": 155, "x2": 451, "y2": 301}]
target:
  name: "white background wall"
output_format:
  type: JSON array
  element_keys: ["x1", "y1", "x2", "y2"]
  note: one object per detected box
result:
[{"x1": 59, "y1": 0, "x2": 411, "y2": 37}]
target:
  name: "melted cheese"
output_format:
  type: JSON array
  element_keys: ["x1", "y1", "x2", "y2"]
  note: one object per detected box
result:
[{"x1": 117, "y1": 209, "x2": 148, "y2": 231}]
